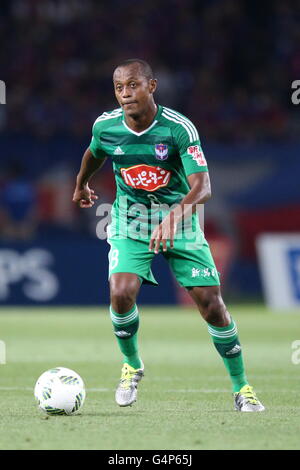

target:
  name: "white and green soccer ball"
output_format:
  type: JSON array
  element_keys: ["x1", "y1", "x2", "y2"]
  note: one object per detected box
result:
[{"x1": 34, "y1": 367, "x2": 86, "y2": 415}]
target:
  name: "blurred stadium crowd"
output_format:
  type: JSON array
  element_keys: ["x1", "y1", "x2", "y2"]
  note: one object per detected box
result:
[
  {"x1": 0, "y1": 0, "x2": 299, "y2": 141},
  {"x1": 0, "y1": 0, "x2": 299, "y2": 299}
]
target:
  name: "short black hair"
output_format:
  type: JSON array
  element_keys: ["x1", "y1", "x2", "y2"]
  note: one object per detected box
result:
[{"x1": 114, "y1": 59, "x2": 154, "y2": 80}]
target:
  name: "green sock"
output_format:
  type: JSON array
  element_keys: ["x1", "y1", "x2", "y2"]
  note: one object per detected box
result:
[
  {"x1": 207, "y1": 319, "x2": 248, "y2": 393},
  {"x1": 110, "y1": 304, "x2": 143, "y2": 369}
]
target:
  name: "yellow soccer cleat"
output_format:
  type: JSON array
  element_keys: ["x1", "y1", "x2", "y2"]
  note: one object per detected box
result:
[
  {"x1": 115, "y1": 363, "x2": 144, "y2": 407},
  {"x1": 234, "y1": 385, "x2": 265, "y2": 412}
]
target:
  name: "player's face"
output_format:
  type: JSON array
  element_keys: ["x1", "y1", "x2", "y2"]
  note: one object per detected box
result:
[{"x1": 113, "y1": 65, "x2": 156, "y2": 118}]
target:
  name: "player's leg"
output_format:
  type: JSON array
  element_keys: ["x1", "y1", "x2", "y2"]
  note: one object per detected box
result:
[
  {"x1": 107, "y1": 236, "x2": 157, "y2": 406},
  {"x1": 109, "y1": 272, "x2": 145, "y2": 407},
  {"x1": 108, "y1": 235, "x2": 157, "y2": 370},
  {"x1": 110, "y1": 272, "x2": 143, "y2": 369},
  {"x1": 165, "y1": 216, "x2": 264, "y2": 411},
  {"x1": 187, "y1": 285, "x2": 264, "y2": 411},
  {"x1": 187, "y1": 285, "x2": 247, "y2": 390}
]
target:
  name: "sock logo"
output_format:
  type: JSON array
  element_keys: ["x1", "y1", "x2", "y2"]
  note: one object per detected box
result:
[
  {"x1": 226, "y1": 344, "x2": 241, "y2": 355},
  {"x1": 115, "y1": 330, "x2": 132, "y2": 338}
]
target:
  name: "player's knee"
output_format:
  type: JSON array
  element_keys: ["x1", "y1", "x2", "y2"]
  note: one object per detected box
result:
[
  {"x1": 201, "y1": 294, "x2": 227, "y2": 325},
  {"x1": 110, "y1": 278, "x2": 138, "y2": 314}
]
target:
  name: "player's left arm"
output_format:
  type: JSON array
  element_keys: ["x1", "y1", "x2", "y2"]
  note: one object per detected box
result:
[
  {"x1": 149, "y1": 171, "x2": 211, "y2": 253},
  {"x1": 149, "y1": 120, "x2": 210, "y2": 253},
  {"x1": 183, "y1": 171, "x2": 211, "y2": 206}
]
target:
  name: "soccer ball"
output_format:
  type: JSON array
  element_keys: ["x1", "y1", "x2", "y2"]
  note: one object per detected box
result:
[{"x1": 34, "y1": 367, "x2": 86, "y2": 415}]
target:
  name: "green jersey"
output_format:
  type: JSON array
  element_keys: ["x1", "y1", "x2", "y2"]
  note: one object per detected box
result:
[{"x1": 89, "y1": 104, "x2": 208, "y2": 237}]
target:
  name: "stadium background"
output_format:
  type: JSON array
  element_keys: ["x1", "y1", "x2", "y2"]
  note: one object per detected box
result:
[
  {"x1": 1, "y1": 0, "x2": 300, "y2": 453},
  {"x1": 0, "y1": 0, "x2": 299, "y2": 306}
]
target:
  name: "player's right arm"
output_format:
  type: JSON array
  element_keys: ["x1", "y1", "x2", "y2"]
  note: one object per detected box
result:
[
  {"x1": 73, "y1": 147, "x2": 107, "y2": 208},
  {"x1": 73, "y1": 117, "x2": 107, "y2": 208}
]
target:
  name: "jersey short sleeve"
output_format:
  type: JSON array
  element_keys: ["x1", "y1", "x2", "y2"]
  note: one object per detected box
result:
[
  {"x1": 89, "y1": 120, "x2": 107, "y2": 160},
  {"x1": 175, "y1": 121, "x2": 208, "y2": 177}
]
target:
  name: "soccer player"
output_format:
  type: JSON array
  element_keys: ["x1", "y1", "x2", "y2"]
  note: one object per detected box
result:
[{"x1": 73, "y1": 59, "x2": 265, "y2": 412}]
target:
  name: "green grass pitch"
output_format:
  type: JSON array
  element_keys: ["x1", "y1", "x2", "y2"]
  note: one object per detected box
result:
[{"x1": 0, "y1": 305, "x2": 300, "y2": 450}]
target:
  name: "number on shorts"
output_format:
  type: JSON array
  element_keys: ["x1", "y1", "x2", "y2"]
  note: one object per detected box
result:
[{"x1": 110, "y1": 248, "x2": 119, "y2": 270}]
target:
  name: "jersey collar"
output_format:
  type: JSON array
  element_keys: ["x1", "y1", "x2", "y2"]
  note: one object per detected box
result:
[{"x1": 122, "y1": 104, "x2": 162, "y2": 136}]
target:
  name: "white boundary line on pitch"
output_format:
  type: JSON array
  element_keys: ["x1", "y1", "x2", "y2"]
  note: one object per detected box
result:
[
  {"x1": 0, "y1": 386, "x2": 228, "y2": 392},
  {"x1": 0, "y1": 386, "x2": 299, "y2": 393}
]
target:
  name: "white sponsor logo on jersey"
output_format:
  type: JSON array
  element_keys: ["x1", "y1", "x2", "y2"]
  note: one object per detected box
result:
[{"x1": 114, "y1": 146, "x2": 125, "y2": 155}]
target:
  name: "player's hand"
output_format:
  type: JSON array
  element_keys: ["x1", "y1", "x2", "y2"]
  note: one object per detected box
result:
[
  {"x1": 149, "y1": 212, "x2": 177, "y2": 254},
  {"x1": 72, "y1": 184, "x2": 98, "y2": 208}
]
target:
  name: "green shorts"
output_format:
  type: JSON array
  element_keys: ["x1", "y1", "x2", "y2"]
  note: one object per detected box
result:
[{"x1": 107, "y1": 216, "x2": 220, "y2": 288}]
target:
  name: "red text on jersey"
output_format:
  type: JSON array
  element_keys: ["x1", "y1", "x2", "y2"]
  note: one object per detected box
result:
[{"x1": 187, "y1": 145, "x2": 207, "y2": 166}]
